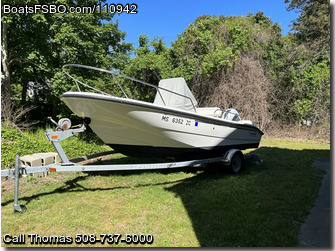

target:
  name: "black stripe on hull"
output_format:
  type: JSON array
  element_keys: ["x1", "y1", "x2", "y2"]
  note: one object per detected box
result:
[{"x1": 108, "y1": 143, "x2": 260, "y2": 159}]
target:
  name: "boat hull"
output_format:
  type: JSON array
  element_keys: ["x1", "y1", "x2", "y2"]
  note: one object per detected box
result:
[{"x1": 61, "y1": 92, "x2": 263, "y2": 158}]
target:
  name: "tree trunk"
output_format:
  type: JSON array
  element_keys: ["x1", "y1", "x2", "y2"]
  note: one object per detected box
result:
[
  {"x1": 21, "y1": 82, "x2": 27, "y2": 105},
  {"x1": 1, "y1": 22, "x2": 11, "y2": 105}
]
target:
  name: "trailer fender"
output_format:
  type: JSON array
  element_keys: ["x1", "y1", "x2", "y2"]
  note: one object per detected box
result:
[
  {"x1": 222, "y1": 149, "x2": 240, "y2": 165},
  {"x1": 222, "y1": 149, "x2": 244, "y2": 174}
]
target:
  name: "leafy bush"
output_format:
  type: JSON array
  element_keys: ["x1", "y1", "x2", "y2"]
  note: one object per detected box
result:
[
  {"x1": 1, "y1": 126, "x2": 109, "y2": 169},
  {"x1": 1, "y1": 127, "x2": 52, "y2": 169}
]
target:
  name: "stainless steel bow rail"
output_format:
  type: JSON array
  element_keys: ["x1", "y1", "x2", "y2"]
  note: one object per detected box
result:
[
  {"x1": 62, "y1": 64, "x2": 198, "y2": 112},
  {"x1": 1, "y1": 117, "x2": 246, "y2": 213}
]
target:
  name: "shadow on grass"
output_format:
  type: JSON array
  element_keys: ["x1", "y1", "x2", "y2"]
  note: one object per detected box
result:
[
  {"x1": 1, "y1": 146, "x2": 330, "y2": 247},
  {"x1": 165, "y1": 147, "x2": 329, "y2": 247},
  {"x1": 1, "y1": 172, "x2": 191, "y2": 207}
]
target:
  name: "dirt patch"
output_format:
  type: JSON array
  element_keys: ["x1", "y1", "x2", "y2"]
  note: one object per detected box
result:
[{"x1": 1, "y1": 172, "x2": 73, "y2": 196}]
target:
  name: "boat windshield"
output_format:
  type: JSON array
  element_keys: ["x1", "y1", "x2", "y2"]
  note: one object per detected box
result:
[{"x1": 154, "y1": 78, "x2": 198, "y2": 112}]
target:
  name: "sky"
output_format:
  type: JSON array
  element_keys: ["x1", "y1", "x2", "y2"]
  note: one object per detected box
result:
[{"x1": 108, "y1": 0, "x2": 301, "y2": 48}]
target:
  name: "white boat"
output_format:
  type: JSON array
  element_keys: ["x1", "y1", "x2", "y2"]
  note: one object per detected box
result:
[{"x1": 61, "y1": 64, "x2": 263, "y2": 159}]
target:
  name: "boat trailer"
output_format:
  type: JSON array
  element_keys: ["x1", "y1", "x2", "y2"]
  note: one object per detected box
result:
[{"x1": 1, "y1": 118, "x2": 247, "y2": 213}]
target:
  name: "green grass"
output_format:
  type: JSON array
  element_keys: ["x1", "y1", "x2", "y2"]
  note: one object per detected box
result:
[{"x1": 1, "y1": 136, "x2": 330, "y2": 247}]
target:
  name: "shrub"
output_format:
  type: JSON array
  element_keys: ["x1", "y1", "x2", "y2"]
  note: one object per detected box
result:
[
  {"x1": 1, "y1": 126, "x2": 109, "y2": 169},
  {"x1": 1, "y1": 127, "x2": 52, "y2": 169}
]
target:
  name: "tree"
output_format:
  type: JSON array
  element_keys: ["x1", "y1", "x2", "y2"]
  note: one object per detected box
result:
[
  {"x1": 122, "y1": 35, "x2": 174, "y2": 102},
  {"x1": 1, "y1": 0, "x2": 132, "y2": 124},
  {"x1": 1, "y1": 21, "x2": 10, "y2": 105},
  {"x1": 1, "y1": 0, "x2": 52, "y2": 106},
  {"x1": 171, "y1": 14, "x2": 283, "y2": 129},
  {"x1": 284, "y1": 0, "x2": 330, "y2": 128},
  {"x1": 50, "y1": 6, "x2": 132, "y2": 96},
  {"x1": 285, "y1": 0, "x2": 330, "y2": 50}
]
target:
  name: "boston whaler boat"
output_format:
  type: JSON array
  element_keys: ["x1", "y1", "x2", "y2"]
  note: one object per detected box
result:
[
  {"x1": 0, "y1": 64, "x2": 264, "y2": 212},
  {"x1": 61, "y1": 64, "x2": 263, "y2": 161}
]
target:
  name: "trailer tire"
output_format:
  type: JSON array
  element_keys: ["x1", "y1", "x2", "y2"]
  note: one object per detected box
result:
[{"x1": 229, "y1": 151, "x2": 244, "y2": 174}]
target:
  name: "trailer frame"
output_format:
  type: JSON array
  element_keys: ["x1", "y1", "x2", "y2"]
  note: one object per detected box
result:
[{"x1": 1, "y1": 118, "x2": 243, "y2": 213}]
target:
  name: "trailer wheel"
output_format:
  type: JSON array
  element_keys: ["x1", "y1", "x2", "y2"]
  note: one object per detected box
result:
[{"x1": 229, "y1": 151, "x2": 244, "y2": 174}]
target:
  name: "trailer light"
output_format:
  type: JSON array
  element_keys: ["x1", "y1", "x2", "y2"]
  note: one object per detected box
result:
[
  {"x1": 49, "y1": 167, "x2": 56, "y2": 172},
  {"x1": 51, "y1": 135, "x2": 58, "y2": 139}
]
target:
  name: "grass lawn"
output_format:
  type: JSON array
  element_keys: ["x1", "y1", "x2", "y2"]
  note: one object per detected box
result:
[{"x1": 1, "y1": 137, "x2": 330, "y2": 247}]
